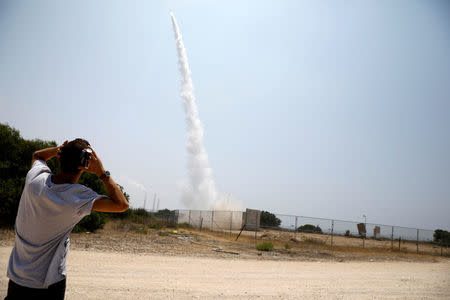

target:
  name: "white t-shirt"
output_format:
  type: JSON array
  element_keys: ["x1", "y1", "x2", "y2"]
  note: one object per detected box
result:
[{"x1": 7, "y1": 160, "x2": 103, "y2": 288}]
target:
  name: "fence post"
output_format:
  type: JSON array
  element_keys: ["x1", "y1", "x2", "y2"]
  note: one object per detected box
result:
[
  {"x1": 200, "y1": 211, "x2": 202, "y2": 231},
  {"x1": 416, "y1": 229, "x2": 419, "y2": 254},
  {"x1": 391, "y1": 226, "x2": 394, "y2": 249},
  {"x1": 254, "y1": 212, "x2": 258, "y2": 240},
  {"x1": 188, "y1": 210, "x2": 191, "y2": 226},
  {"x1": 294, "y1": 216, "x2": 298, "y2": 240},
  {"x1": 229, "y1": 211, "x2": 233, "y2": 236},
  {"x1": 363, "y1": 224, "x2": 365, "y2": 249},
  {"x1": 399, "y1": 237, "x2": 401, "y2": 250},
  {"x1": 211, "y1": 211, "x2": 214, "y2": 231},
  {"x1": 331, "y1": 220, "x2": 334, "y2": 250}
]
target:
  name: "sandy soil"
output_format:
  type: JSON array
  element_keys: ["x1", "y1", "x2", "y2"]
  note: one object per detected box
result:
[
  {"x1": 1, "y1": 246, "x2": 449, "y2": 299},
  {"x1": 1, "y1": 222, "x2": 449, "y2": 299}
]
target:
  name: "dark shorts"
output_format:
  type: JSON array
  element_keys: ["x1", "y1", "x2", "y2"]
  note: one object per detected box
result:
[{"x1": 5, "y1": 278, "x2": 66, "y2": 300}]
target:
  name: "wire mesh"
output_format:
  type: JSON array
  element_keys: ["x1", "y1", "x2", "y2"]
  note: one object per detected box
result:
[{"x1": 174, "y1": 209, "x2": 447, "y2": 257}]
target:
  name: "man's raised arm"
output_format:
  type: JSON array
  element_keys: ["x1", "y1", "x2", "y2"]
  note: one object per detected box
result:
[
  {"x1": 80, "y1": 148, "x2": 129, "y2": 213},
  {"x1": 94, "y1": 176, "x2": 129, "y2": 212},
  {"x1": 31, "y1": 141, "x2": 67, "y2": 166}
]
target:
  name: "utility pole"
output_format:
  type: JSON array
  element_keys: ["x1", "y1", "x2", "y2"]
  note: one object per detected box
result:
[
  {"x1": 152, "y1": 193, "x2": 156, "y2": 212},
  {"x1": 143, "y1": 192, "x2": 147, "y2": 210}
]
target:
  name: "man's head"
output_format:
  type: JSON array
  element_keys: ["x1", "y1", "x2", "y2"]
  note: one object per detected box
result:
[{"x1": 59, "y1": 138, "x2": 91, "y2": 174}]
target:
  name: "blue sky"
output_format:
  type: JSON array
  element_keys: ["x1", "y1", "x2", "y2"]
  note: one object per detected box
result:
[{"x1": 1, "y1": 1, "x2": 449, "y2": 230}]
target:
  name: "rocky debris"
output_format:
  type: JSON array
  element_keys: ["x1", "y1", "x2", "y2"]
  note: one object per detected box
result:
[{"x1": 212, "y1": 247, "x2": 239, "y2": 255}]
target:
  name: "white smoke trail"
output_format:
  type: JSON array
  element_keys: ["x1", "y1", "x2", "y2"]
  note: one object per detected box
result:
[
  {"x1": 212, "y1": 194, "x2": 243, "y2": 211},
  {"x1": 170, "y1": 12, "x2": 218, "y2": 209}
]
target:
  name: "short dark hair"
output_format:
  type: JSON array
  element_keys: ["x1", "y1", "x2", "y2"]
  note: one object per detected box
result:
[{"x1": 59, "y1": 138, "x2": 90, "y2": 174}]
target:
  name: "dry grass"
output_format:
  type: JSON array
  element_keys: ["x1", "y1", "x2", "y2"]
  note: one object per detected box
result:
[
  {"x1": 192, "y1": 227, "x2": 449, "y2": 261},
  {"x1": 0, "y1": 221, "x2": 447, "y2": 262}
]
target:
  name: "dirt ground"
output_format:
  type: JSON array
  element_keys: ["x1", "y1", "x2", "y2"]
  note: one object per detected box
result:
[{"x1": 0, "y1": 222, "x2": 449, "y2": 299}]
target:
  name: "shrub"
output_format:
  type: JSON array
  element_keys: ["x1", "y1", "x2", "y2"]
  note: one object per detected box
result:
[
  {"x1": 135, "y1": 228, "x2": 148, "y2": 235},
  {"x1": 155, "y1": 208, "x2": 176, "y2": 219},
  {"x1": 284, "y1": 243, "x2": 291, "y2": 249},
  {"x1": 296, "y1": 224, "x2": 323, "y2": 234},
  {"x1": 256, "y1": 242, "x2": 274, "y2": 251},
  {"x1": 74, "y1": 172, "x2": 110, "y2": 232},
  {"x1": 121, "y1": 208, "x2": 154, "y2": 224},
  {"x1": 178, "y1": 222, "x2": 192, "y2": 229},
  {"x1": 434, "y1": 229, "x2": 450, "y2": 246},
  {"x1": 73, "y1": 211, "x2": 107, "y2": 233},
  {"x1": 260, "y1": 211, "x2": 281, "y2": 228},
  {"x1": 108, "y1": 184, "x2": 131, "y2": 219},
  {"x1": 132, "y1": 208, "x2": 151, "y2": 217},
  {"x1": 148, "y1": 223, "x2": 161, "y2": 230},
  {"x1": 302, "y1": 236, "x2": 326, "y2": 245},
  {"x1": 115, "y1": 208, "x2": 176, "y2": 230},
  {"x1": 154, "y1": 209, "x2": 177, "y2": 227}
]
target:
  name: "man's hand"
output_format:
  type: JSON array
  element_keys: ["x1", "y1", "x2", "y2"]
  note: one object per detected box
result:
[
  {"x1": 78, "y1": 148, "x2": 106, "y2": 177},
  {"x1": 31, "y1": 140, "x2": 68, "y2": 166},
  {"x1": 56, "y1": 140, "x2": 68, "y2": 156},
  {"x1": 79, "y1": 147, "x2": 129, "y2": 212}
]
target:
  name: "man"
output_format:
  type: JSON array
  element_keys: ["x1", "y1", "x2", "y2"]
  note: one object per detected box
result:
[{"x1": 5, "y1": 138, "x2": 129, "y2": 299}]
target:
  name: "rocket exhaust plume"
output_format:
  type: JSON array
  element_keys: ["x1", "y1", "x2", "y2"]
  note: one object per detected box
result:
[{"x1": 170, "y1": 12, "x2": 218, "y2": 209}]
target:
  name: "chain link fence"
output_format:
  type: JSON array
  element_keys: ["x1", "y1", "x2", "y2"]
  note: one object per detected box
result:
[
  {"x1": 175, "y1": 209, "x2": 448, "y2": 257},
  {"x1": 277, "y1": 215, "x2": 444, "y2": 256},
  {"x1": 177, "y1": 210, "x2": 244, "y2": 233}
]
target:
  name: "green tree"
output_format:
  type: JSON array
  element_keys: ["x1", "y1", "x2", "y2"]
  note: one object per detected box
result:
[
  {"x1": 73, "y1": 168, "x2": 132, "y2": 231},
  {"x1": 296, "y1": 224, "x2": 323, "y2": 234},
  {"x1": 0, "y1": 124, "x2": 56, "y2": 226},
  {"x1": 434, "y1": 229, "x2": 450, "y2": 246},
  {"x1": 0, "y1": 123, "x2": 130, "y2": 231},
  {"x1": 260, "y1": 211, "x2": 281, "y2": 227},
  {"x1": 108, "y1": 184, "x2": 131, "y2": 219},
  {"x1": 119, "y1": 185, "x2": 130, "y2": 202},
  {"x1": 154, "y1": 208, "x2": 175, "y2": 219},
  {"x1": 72, "y1": 173, "x2": 108, "y2": 232}
]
